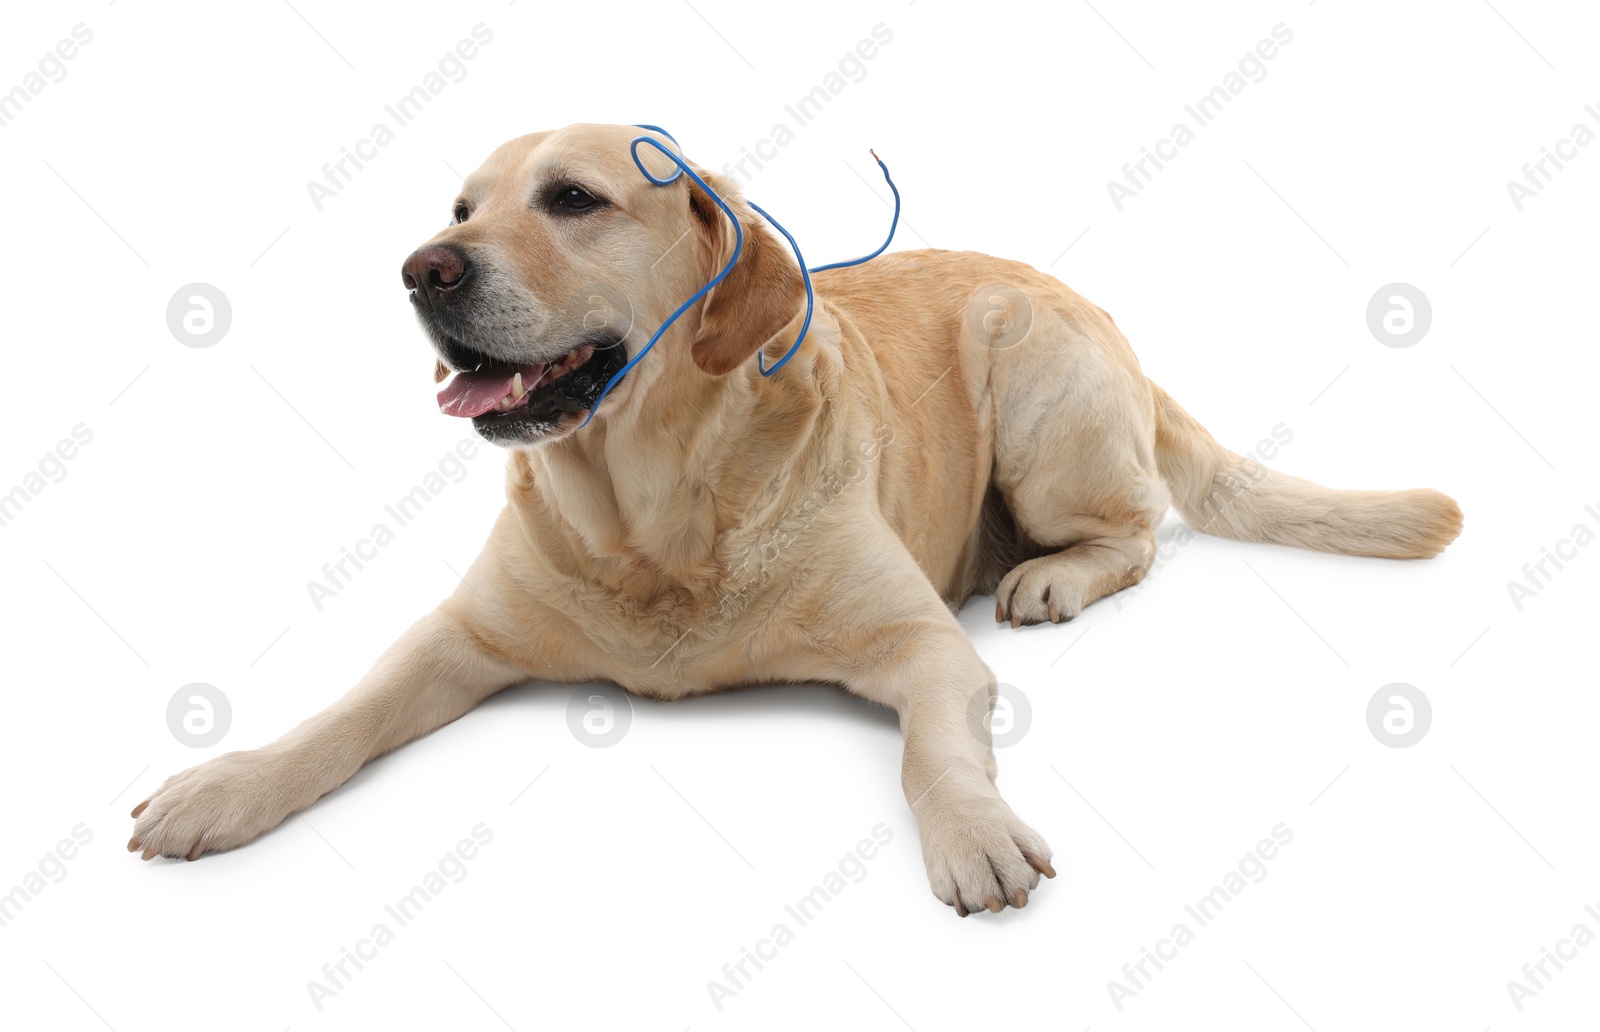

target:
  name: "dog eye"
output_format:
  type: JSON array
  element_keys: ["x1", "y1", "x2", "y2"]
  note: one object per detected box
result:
[
  {"x1": 551, "y1": 185, "x2": 604, "y2": 213},
  {"x1": 453, "y1": 202, "x2": 470, "y2": 224}
]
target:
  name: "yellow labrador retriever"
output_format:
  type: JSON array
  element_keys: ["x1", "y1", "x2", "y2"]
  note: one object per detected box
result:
[{"x1": 129, "y1": 123, "x2": 1462, "y2": 915}]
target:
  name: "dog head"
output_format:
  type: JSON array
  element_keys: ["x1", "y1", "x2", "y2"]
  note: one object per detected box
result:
[{"x1": 403, "y1": 123, "x2": 805, "y2": 447}]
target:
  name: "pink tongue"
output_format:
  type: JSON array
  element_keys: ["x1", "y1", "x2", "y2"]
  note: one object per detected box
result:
[{"x1": 437, "y1": 364, "x2": 545, "y2": 418}]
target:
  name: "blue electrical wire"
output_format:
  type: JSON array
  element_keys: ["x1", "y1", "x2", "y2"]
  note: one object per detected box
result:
[
  {"x1": 808, "y1": 150, "x2": 900, "y2": 274},
  {"x1": 632, "y1": 123, "x2": 681, "y2": 151},
  {"x1": 580, "y1": 127, "x2": 898, "y2": 422},
  {"x1": 579, "y1": 131, "x2": 743, "y2": 427},
  {"x1": 747, "y1": 201, "x2": 813, "y2": 377},
  {"x1": 756, "y1": 150, "x2": 899, "y2": 375}
]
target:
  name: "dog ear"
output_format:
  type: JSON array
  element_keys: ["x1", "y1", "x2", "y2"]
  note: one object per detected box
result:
[{"x1": 687, "y1": 173, "x2": 804, "y2": 377}]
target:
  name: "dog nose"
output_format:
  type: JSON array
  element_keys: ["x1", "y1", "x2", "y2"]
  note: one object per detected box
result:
[{"x1": 402, "y1": 245, "x2": 471, "y2": 306}]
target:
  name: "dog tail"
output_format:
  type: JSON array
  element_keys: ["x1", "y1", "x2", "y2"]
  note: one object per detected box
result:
[{"x1": 1149, "y1": 381, "x2": 1463, "y2": 559}]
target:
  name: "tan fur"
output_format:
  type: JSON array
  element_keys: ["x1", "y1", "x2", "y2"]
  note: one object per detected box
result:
[{"x1": 130, "y1": 125, "x2": 1460, "y2": 914}]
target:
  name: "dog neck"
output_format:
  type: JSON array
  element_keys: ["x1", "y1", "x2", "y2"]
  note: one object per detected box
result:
[{"x1": 507, "y1": 324, "x2": 840, "y2": 591}]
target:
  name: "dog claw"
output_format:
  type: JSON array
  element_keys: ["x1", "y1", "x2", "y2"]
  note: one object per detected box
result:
[
  {"x1": 1010, "y1": 888, "x2": 1028, "y2": 909},
  {"x1": 140, "y1": 846, "x2": 158, "y2": 861},
  {"x1": 127, "y1": 837, "x2": 140, "y2": 853},
  {"x1": 131, "y1": 801, "x2": 149, "y2": 818}
]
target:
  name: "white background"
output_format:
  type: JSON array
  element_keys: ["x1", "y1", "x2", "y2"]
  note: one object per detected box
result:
[{"x1": 1, "y1": 1, "x2": 1596, "y2": 1029}]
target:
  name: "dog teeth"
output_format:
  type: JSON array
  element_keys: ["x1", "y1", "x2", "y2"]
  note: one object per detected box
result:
[
  {"x1": 546, "y1": 347, "x2": 590, "y2": 380},
  {"x1": 497, "y1": 348, "x2": 588, "y2": 411}
]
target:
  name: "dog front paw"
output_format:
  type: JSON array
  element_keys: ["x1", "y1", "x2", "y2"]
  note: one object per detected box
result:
[
  {"x1": 128, "y1": 750, "x2": 297, "y2": 861},
  {"x1": 916, "y1": 790, "x2": 1055, "y2": 915}
]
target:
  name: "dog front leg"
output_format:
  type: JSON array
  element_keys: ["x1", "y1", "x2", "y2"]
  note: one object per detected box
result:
[
  {"x1": 826, "y1": 575, "x2": 1056, "y2": 915},
  {"x1": 129, "y1": 602, "x2": 533, "y2": 861}
]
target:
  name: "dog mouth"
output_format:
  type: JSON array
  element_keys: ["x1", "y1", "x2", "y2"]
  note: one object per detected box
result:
[{"x1": 433, "y1": 336, "x2": 628, "y2": 443}]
